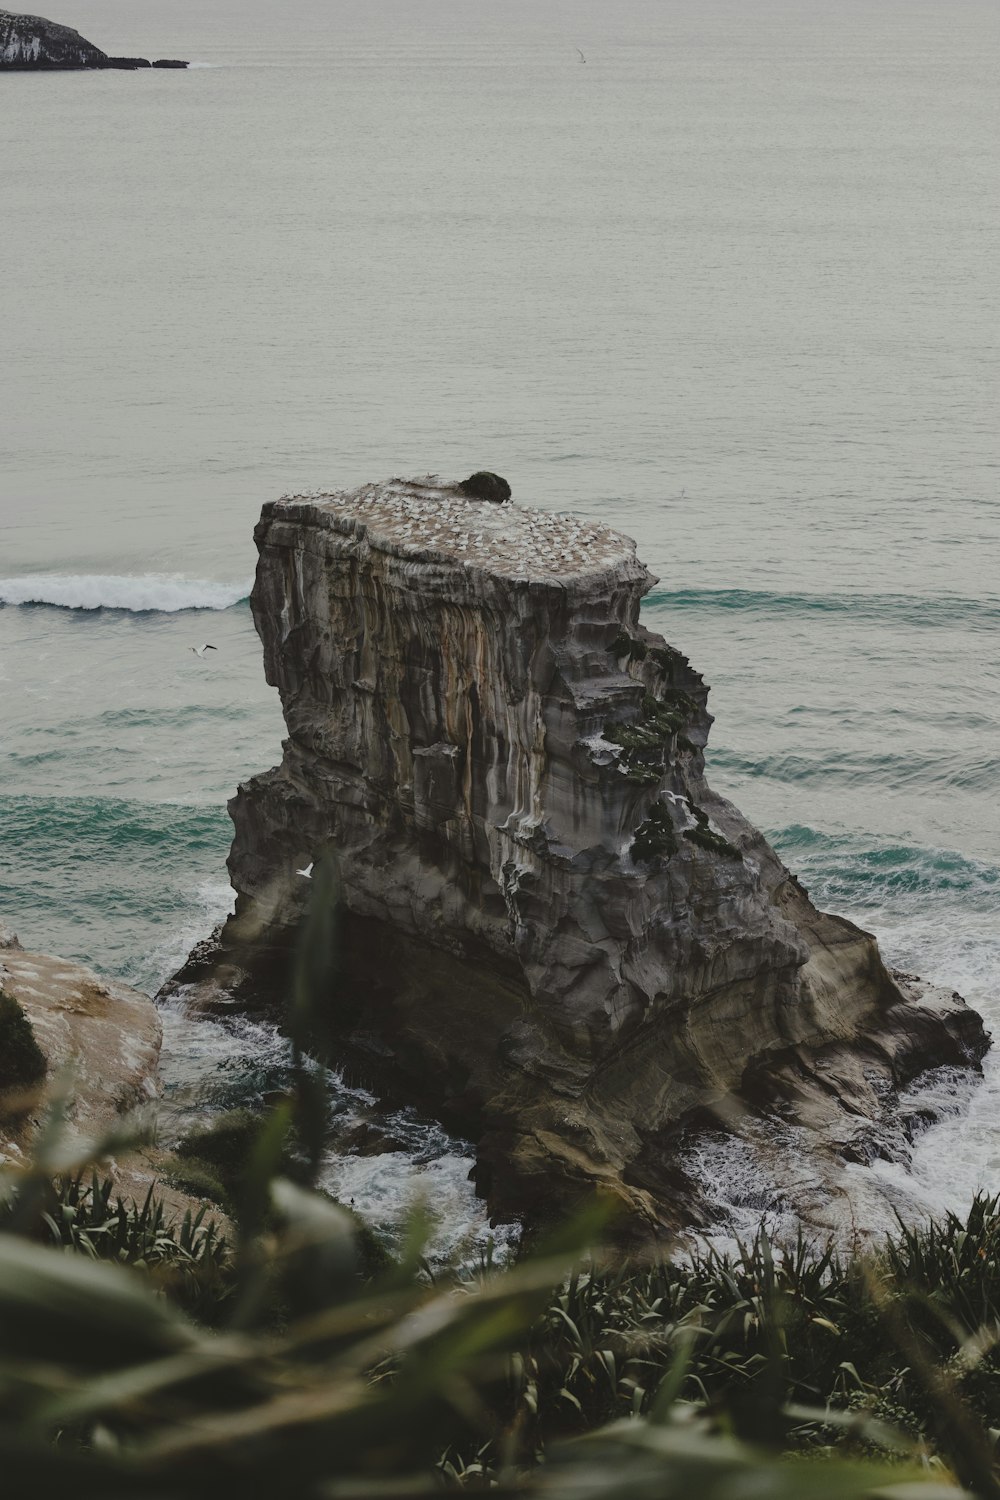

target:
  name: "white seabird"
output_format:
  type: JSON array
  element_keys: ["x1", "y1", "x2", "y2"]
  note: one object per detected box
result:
[
  {"x1": 296, "y1": 861, "x2": 314, "y2": 879},
  {"x1": 190, "y1": 643, "x2": 218, "y2": 657}
]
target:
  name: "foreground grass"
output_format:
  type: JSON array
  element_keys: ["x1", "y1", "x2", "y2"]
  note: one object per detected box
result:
[
  {"x1": 4, "y1": 1126, "x2": 1000, "y2": 1497},
  {"x1": 1, "y1": 880, "x2": 991, "y2": 1497}
]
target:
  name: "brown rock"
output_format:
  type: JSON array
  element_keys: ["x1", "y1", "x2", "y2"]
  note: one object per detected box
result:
[{"x1": 162, "y1": 476, "x2": 989, "y2": 1238}]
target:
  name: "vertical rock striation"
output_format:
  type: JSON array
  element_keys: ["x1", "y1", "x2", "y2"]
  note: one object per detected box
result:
[{"x1": 176, "y1": 476, "x2": 988, "y2": 1234}]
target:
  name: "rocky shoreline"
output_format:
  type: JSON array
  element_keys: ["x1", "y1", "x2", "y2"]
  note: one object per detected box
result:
[
  {"x1": 0, "y1": 922, "x2": 229, "y2": 1227},
  {"x1": 161, "y1": 476, "x2": 990, "y2": 1241},
  {"x1": 0, "y1": 921, "x2": 160, "y2": 1150},
  {"x1": 0, "y1": 9, "x2": 187, "y2": 69}
]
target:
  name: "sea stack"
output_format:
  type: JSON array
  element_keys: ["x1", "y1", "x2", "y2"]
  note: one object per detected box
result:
[{"x1": 168, "y1": 476, "x2": 989, "y2": 1235}]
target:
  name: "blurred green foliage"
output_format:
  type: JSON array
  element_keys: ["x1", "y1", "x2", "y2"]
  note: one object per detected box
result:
[
  {"x1": 0, "y1": 986, "x2": 47, "y2": 1092},
  {"x1": 0, "y1": 860, "x2": 995, "y2": 1497}
]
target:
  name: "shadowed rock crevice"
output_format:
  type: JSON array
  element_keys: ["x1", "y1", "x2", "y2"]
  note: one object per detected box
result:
[{"x1": 163, "y1": 475, "x2": 989, "y2": 1238}]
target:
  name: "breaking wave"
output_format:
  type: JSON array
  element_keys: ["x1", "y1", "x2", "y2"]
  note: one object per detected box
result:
[{"x1": 0, "y1": 574, "x2": 251, "y2": 613}]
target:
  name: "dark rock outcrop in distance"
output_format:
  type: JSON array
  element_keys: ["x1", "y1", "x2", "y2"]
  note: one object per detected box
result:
[
  {"x1": 0, "y1": 9, "x2": 187, "y2": 69},
  {"x1": 163, "y1": 475, "x2": 990, "y2": 1241}
]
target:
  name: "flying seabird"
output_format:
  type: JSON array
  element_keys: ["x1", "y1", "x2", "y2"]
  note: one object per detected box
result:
[
  {"x1": 296, "y1": 861, "x2": 314, "y2": 879},
  {"x1": 190, "y1": 643, "x2": 217, "y2": 657}
]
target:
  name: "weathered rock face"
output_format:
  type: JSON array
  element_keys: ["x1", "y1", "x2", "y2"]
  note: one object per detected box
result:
[
  {"x1": 0, "y1": 10, "x2": 185, "y2": 68},
  {"x1": 0, "y1": 928, "x2": 234, "y2": 1228},
  {"x1": 173, "y1": 476, "x2": 989, "y2": 1235},
  {"x1": 0, "y1": 936, "x2": 161, "y2": 1156}
]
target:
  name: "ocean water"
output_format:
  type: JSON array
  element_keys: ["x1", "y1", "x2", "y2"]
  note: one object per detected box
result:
[{"x1": 1, "y1": 0, "x2": 997, "y2": 1252}]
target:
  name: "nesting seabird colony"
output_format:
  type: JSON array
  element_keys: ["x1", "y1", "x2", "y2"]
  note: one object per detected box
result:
[{"x1": 277, "y1": 475, "x2": 635, "y2": 582}]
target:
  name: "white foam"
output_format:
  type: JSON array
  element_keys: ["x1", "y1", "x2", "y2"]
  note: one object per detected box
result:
[
  {"x1": 683, "y1": 886, "x2": 1000, "y2": 1252},
  {"x1": 320, "y1": 1105, "x2": 520, "y2": 1265},
  {"x1": 0, "y1": 574, "x2": 251, "y2": 613},
  {"x1": 680, "y1": 1122, "x2": 805, "y2": 1254},
  {"x1": 140, "y1": 880, "x2": 236, "y2": 996}
]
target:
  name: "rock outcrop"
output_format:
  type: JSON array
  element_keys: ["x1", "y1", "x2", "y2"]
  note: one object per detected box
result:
[
  {"x1": 167, "y1": 476, "x2": 989, "y2": 1236},
  {"x1": 0, "y1": 10, "x2": 187, "y2": 68},
  {"x1": 0, "y1": 934, "x2": 161, "y2": 1154},
  {"x1": 0, "y1": 927, "x2": 231, "y2": 1229}
]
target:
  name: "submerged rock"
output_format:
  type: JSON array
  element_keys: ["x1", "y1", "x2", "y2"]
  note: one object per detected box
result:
[
  {"x1": 166, "y1": 475, "x2": 989, "y2": 1238},
  {"x1": 0, "y1": 9, "x2": 186, "y2": 69}
]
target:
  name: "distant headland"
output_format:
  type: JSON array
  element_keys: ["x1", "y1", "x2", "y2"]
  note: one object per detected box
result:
[{"x1": 0, "y1": 9, "x2": 187, "y2": 69}]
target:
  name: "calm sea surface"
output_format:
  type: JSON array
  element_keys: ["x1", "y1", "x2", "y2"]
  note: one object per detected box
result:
[{"x1": 1, "y1": 0, "x2": 997, "y2": 1250}]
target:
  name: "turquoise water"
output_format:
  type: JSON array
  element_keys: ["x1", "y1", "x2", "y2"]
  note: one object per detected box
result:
[{"x1": 1, "y1": 0, "x2": 997, "y2": 1243}]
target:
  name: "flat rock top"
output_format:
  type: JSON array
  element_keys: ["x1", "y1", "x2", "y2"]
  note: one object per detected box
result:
[{"x1": 277, "y1": 476, "x2": 642, "y2": 583}]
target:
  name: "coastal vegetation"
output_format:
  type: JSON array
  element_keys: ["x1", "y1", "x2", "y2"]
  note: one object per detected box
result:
[
  {"x1": 1, "y1": 917, "x2": 997, "y2": 1498},
  {"x1": 0, "y1": 986, "x2": 46, "y2": 1093},
  {"x1": 6, "y1": 1108, "x2": 1000, "y2": 1496}
]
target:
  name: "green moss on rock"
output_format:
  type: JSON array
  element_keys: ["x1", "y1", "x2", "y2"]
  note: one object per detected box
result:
[
  {"x1": 0, "y1": 988, "x2": 47, "y2": 1091},
  {"x1": 631, "y1": 801, "x2": 679, "y2": 864},
  {"x1": 682, "y1": 802, "x2": 742, "y2": 861},
  {"x1": 610, "y1": 631, "x2": 647, "y2": 662},
  {"x1": 630, "y1": 798, "x2": 741, "y2": 865},
  {"x1": 641, "y1": 690, "x2": 697, "y2": 735},
  {"x1": 650, "y1": 644, "x2": 685, "y2": 674},
  {"x1": 603, "y1": 686, "x2": 698, "y2": 785}
]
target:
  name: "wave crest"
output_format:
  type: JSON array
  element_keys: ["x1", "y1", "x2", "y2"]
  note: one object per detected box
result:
[
  {"x1": 0, "y1": 573, "x2": 250, "y2": 613},
  {"x1": 769, "y1": 825, "x2": 1000, "y2": 901}
]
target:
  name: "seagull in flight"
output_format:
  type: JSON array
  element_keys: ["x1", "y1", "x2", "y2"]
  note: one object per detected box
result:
[
  {"x1": 296, "y1": 861, "x2": 314, "y2": 879},
  {"x1": 191, "y1": 643, "x2": 218, "y2": 658}
]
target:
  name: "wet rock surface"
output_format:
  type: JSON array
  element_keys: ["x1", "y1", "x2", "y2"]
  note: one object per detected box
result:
[
  {"x1": 0, "y1": 9, "x2": 187, "y2": 68},
  {"x1": 165, "y1": 476, "x2": 990, "y2": 1239}
]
